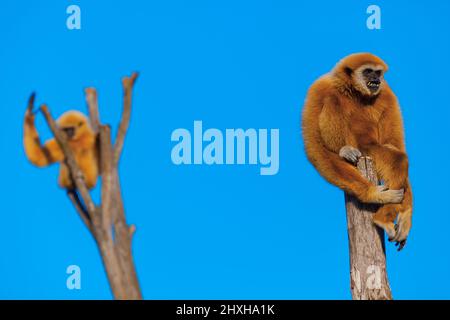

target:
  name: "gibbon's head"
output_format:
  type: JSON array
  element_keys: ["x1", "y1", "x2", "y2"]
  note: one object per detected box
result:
[
  {"x1": 334, "y1": 53, "x2": 388, "y2": 97},
  {"x1": 57, "y1": 111, "x2": 93, "y2": 141}
]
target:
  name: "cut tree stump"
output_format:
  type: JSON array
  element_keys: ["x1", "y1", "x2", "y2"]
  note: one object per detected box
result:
[{"x1": 345, "y1": 156, "x2": 392, "y2": 300}]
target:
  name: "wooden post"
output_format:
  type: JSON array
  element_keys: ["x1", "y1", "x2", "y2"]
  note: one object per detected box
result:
[{"x1": 345, "y1": 157, "x2": 392, "y2": 300}]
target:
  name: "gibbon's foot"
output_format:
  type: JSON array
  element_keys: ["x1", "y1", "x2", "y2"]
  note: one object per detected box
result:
[
  {"x1": 367, "y1": 185, "x2": 404, "y2": 204},
  {"x1": 395, "y1": 240, "x2": 407, "y2": 251},
  {"x1": 339, "y1": 145, "x2": 362, "y2": 164},
  {"x1": 373, "y1": 215, "x2": 407, "y2": 251},
  {"x1": 391, "y1": 209, "x2": 412, "y2": 251}
]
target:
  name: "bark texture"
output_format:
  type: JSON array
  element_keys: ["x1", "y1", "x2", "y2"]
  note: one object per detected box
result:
[{"x1": 345, "y1": 157, "x2": 392, "y2": 300}]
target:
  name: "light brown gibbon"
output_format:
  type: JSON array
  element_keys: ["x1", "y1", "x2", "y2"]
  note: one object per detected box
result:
[
  {"x1": 302, "y1": 53, "x2": 412, "y2": 250},
  {"x1": 23, "y1": 94, "x2": 99, "y2": 190}
]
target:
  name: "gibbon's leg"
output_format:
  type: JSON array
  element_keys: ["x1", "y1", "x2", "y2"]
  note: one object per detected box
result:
[
  {"x1": 79, "y1": 152, "x2": 99, "y2": 190},
  {"x1": 303, "y1": 103, "x2": 404, "y2": 205},
  {"x1": 24, "y1": 96, "x2": 63, "y2": 167},
  {"x1": 366, "y1": 144, "x2": 409, "y2": 191},
  {"x1": 392, "y1": 183, "x2": 412, "y2": 250},
  {"x1": 335, "y1": 145, "x2": 404, "y2": 204},
  {"x1": 373, "y1": 184, "x2": 412, "y2": 250},
  {"x1": 365, "y1": 144, "x2": 412, "y2": 250},
  {"x1": 337, "y1": 145, "x2": 410, "y2": 246},
  {"x1": 58, "y1": 162, "x2": 74, "y2": 189}
]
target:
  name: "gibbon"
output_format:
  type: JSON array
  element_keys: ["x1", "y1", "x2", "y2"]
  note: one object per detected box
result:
[
  {"x1": 23, "y1": 95, "x2": 98, "y2": 190},
  {"x1": 302, "y1": 53, "x2": 412, "y2": 250}
]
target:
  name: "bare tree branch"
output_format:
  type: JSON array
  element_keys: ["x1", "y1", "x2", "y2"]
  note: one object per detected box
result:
[
  {"x1": 85, "y1": 87, "x2": 100, "y2": 133},
  {"x1": 113, "y1": 72, "x2": 138, "y2": 165},
  {"x1": 99, "y1": 125, "x2": 114, "y2": 231},
  {"x1": 112, "y1": 170, "x2": 142, "y2": 299},
  {"x1": 67, "y1": 190, "x2": 93, "y2": 234},
  {"x1": 95, "y1": 229, "x2": 128, "y2": 299}
]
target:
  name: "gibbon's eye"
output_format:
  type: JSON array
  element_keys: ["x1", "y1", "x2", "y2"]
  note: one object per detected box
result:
[
  {"x1": 78, "y1": 122, "x2": 83, "y2": 127},
  {"x1": 363, "y1": 68, "x2": 373, "y2": 75},
  {"x1": 375, "y1": 70, "x2": 382, "y2": 76}
]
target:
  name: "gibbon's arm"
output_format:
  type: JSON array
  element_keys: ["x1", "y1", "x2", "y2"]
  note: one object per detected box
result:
[
  {"x1": 379, "y1": 101, "x2": 406, "y2": 152},
  {"x1": 302, "y1": 100, "x2": 403, "y2": 204},
  {"x1": 24, "y1": 111, "x2": 64, "y2": 167}
]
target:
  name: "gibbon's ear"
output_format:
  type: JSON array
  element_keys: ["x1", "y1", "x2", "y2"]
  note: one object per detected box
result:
[{"x1": 344, "y1": 67, "x2": 353, "y2": 77}]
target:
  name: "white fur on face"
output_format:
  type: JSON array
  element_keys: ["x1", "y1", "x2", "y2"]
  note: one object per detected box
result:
[{"x1": 353, "y1": 64, "x2": 384, "y2": 96}]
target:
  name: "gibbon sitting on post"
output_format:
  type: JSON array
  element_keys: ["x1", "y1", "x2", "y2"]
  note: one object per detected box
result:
[{"x1": 302, "y1": 53, "x2": 413, "y2": 250}]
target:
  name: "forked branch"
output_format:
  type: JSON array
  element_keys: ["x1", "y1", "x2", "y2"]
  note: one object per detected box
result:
[
  {"x1": 34, "y1": 72, "x2": 141, "y2": 299},
  {"x1": 114, "y1": 72, "x2": 138, "y2": 165}
]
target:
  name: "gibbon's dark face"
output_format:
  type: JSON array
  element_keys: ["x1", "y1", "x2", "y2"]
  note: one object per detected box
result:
[
  {"x1": 61, "y1": 126, "x2": 76, "y2": 139},
  {"x1": 57, "y1": 111, "x2": 92, "y2": 141},
  {"x1": 362, "y1": 67, "x2": 383, "y2": 93}
]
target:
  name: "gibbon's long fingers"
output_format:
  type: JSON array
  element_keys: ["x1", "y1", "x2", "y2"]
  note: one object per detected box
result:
[
  {"x1": 339, "y1": 146, "x2": 362, "y2": 164},
  {"x1": 396, "y1": 240, "x2": 407, "y2": 251},
  {"x1": 27, "y1": 92, "x2": 36, "y2": 114},
  {"x1": 394, "y1": 234, "x2": 407, "y2": 251},
  {"x1": 374, "y1": 186, "x2": 404, "y2": 204},
  {"x1": 393, "y1": 209, "x2": 412, "y2": 244}
]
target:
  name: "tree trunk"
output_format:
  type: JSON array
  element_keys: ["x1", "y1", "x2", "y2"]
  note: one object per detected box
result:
[{"x1": 345, "y1": 157, "x2": 392, "y2": 300}]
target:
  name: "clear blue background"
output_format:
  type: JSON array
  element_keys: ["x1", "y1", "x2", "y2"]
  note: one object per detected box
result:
[{"x1": 0, "y1": 0, "x2": 449, "y2": 299}]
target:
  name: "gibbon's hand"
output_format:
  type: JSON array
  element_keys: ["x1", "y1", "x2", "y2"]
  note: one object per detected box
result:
[
  {"x1": 339, "y1": 145, "x2": 362, "y2": 164},
  {"x1": 371, "y1": 185, "x2": 404, "y2": 204},
  {"x1": 25, "y1": 92, "x2": 37, "y2": 123}
]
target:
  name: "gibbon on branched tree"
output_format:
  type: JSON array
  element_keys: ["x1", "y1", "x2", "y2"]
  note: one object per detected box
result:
[{"x1": 28, "y1": 73, "x2": 142, "y2": 299}]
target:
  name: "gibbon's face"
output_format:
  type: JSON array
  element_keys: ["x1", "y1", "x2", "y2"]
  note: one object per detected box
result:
[
  {"x1": 353, "y1": 64, "x2": 385, "y2": 96},
  {"x1": 57, "y1": 111, "x2": 92, "y2": 141}
]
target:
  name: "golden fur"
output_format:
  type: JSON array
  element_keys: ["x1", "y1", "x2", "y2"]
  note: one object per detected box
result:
[
  {"x1": 24, "y1": 109, "x2": 98, "y2": 189},
  {"x1": 302, "y1": 53, "x2": 412, "y2": 249}
]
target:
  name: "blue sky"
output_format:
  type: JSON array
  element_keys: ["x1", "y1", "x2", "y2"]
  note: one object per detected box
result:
[{"x1": 0, "y1": 0, "x2": 449, "y2": 299}]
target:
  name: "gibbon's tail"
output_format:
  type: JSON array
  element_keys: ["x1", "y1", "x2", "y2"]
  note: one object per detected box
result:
[{"x1": 301, "y1": 105, "x2": 374, "y2": 201}]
